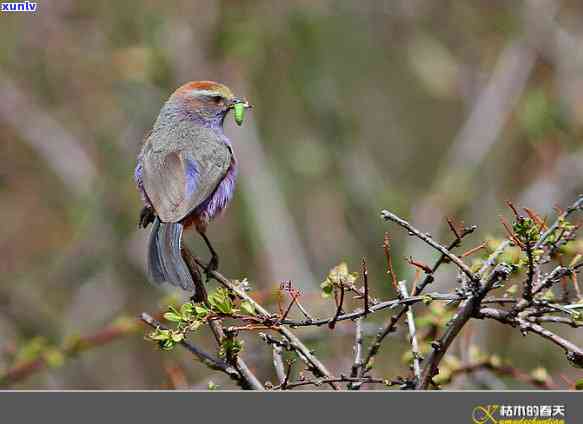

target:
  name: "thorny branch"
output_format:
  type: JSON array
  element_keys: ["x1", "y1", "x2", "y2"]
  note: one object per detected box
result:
[
  {"x1": 398, "y1": 281, "x2": 422, "y2": 383},
  {"x1": 9, "y1": 194, "x2": 582, "y2": 390},
  {"x1": 361, "y1": 220, "x2": 476, "y2": 379},
  {"x1": 347, "y1": 318, "x2": 364, "y2": 390},
  {"x1": 132, "y1": 196, "x2": 583, "y2": 390},
  {"x1": 416, "y1": 264, "x2": 512, "y2": 389},
  {"x1": 195, "y1": 257, "x2": 341, "y2": 390}
]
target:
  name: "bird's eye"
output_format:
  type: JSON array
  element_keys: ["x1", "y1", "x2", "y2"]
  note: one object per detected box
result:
[{"x1": 209, "y1": 95, "x2": 224, "y2": 105}]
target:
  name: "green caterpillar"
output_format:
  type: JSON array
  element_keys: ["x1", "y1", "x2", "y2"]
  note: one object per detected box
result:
[{"x1": 234, "y1": 103, "x2": 245, "y2": 126}]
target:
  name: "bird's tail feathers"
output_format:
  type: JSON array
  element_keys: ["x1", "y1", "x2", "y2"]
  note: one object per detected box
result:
[{"x1": 147, "y1": 217, "x2": 195, "y2": 291}]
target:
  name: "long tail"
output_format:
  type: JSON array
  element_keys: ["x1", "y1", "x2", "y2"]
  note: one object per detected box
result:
[{"x1": 147, "y1": 217, "x2": 195, "y2": 291}]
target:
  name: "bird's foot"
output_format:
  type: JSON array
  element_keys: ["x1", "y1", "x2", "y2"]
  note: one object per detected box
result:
[
  {"x1": 138, "y1": 206, "x2": 155, "y2": 229},
  {"x1": 204, "y1": 256, "x2": 219, "y2": 280}
]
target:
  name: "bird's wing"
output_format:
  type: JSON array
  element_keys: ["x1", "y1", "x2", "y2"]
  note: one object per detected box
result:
[{"x1": 142, "y1": 136, "x2": 231, "y2": 223}]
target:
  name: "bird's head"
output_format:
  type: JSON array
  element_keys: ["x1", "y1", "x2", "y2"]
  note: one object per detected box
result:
[{"x1": 170, "y1": 81, "x2": 251, "y2": 127}]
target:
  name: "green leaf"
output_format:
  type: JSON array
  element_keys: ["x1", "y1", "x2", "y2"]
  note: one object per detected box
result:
[
  {"x1": 160, "y1": 339, "x2": 176, "y2": 351},
  {"x1": 180, "y1": 302, "x2": 195, "y2": 319},
  {"x1": 194, "y1": 305, "x2": 209, "y2": 319},
  {"x1": 44, "y1": 349, "x2": 65, "y2": 368},
  {"x1": 531, "y1": 367, "x2": 549, "y2": 383},
  {"x1": 171, "y1": 332, "x2": 184, "y2": 342},
  {"x1": 320, "y1": 279, "x2": 334, "y2": 298},
  {"x1": 219, "y1": 338, "x2": 243, "y2": 358},
  {"x1": 149, "y1": 328, "x2": 170, "y2": 341},
  {"x1": 208, "y1": 288, "x2": 233, "y2": 315},
  {"x1": 16, "y1": 337, "x2": 48, "y2": 362},
  {"x1": 240, "y1": 301, "x2": 256, "y2": 316},
  {"x1": 576, "y1": 379, "x2": 583, "y2": 390},
  {"x1": 163, "y1": 312, "x2": 182, "y2": 323}
]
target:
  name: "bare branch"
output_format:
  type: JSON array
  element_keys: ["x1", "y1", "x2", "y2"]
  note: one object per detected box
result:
[
  {"x1": 328, "y1": 284, "x2": 345, "y2": 330},
  {"x1": 383, "y1": 233, "x2": 398, "y2": 290},
  {"x1": 416, "y1": 264, "x2": 512, "y2": 389},
  {"x1": 362, "y1": 257, "x2": 370, "y2": 316},
  {"x1": 272, "y1": 344, "x2": 286, "y2": 385},
  {"x1": 381, "y1": 210, "x2": 478, "y2": 283},
  {"x1": 361, "y1": 223, "x2": 476, "y2": 376},
  {"x1": 535, "y1": 195, "x2": 583, "y2": 249},
  {"x1": 348, "y1": 318, "x2": 364, "y2": 390},
  {"x1": 479, "y1": 308, "x2": 583, "y2": 359},
  {"x1": 272, "y1": 376, "x2": 388, "y2": 390},
  {"x1": 398, "y1": 281, "x2": 422, "y2": 382}
]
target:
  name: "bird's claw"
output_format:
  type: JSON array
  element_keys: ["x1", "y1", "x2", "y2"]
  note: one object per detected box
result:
[
  {"x1": 204, "y1": 256, "x2": 219, "y2": 279},
  {"x1": 138, "y1": 206, "x2": 155, "y2": 229}
]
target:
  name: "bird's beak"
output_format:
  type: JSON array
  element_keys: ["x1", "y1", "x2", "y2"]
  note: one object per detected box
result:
[{"x1": 230, "y1": 97, "x2": 252, "y2": 109}]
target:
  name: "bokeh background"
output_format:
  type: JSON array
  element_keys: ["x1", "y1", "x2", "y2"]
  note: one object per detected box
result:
[{"x1": 1, "y1": 0, "x2": 582, "y2": 389}]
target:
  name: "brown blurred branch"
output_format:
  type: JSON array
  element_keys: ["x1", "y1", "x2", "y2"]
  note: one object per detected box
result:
[{"x1": 0, "y1": 318, "x2": 141, "y2": 388}]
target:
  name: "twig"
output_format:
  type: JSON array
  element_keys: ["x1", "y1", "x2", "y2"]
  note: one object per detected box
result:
[
  {"x1": 181, "y1": 248, "x2": 263, "y2": 391},
  {"x1": 328, "y1": 285, "x2": 345, "y2": 329},
  {"x1": 512, "y1": 265, "x2": 573, "y2": 315},
  {"x1": 279, "y1": 290, "x2": 300, "y2": 323},
  {"x1": 416, "y1": 264, "x2": 512, "y2": 389},
  {"x1": 447, "y1": 217, "x2": 462, "y2": 240},
  {"x1": 398, "y1": 281, "x2": 421, "y2": 382},
  {"x1": 571, "y1": 271, "x2": 582, "y2": 301},
  {"x1": 207, "y1": 318, "x2": 264, "y2": 391},
  {"x1": 407, "y1": 257, "x2": 433, "y2": 275},
  {"x1": 535, "y1": 195, "x2": 583, "y2": 249},
  {"x1": 295, "y1": 300, "x2": 314, "y2": 322},
  {"x1": 361, "y1": 224, "x2": 476, "y2": 375},
  {"x1": 348, "y1": 318, "x2": 364, "y2": 390},
  {"x1": 362, "y1": 257, "x2": 370, "y2": 316},
  {"x1": 272, "y1": 344, "x2": 286, "y2": 385},
  {"x1": 196, "y1": 257, "x2": 340, "y2": 390},
  {"x1": 524, "y1": 240, "x2": 535, "y2": 302},
  {"x1": 282, "y1": 292, "x2": 464, "y2": 327},
  {"x1": 281, "y1": 360, "x2": 294, "y2": 390},
  {"x1": 381, "y1": 210, "x2": 478, "y2": 283},
  {"x1": 479, "y1": 308, "x2": 583, "y2": 358},
  {"x1": 271, "y1": 376, "x2": 388, "y2": 390},
  {"x1": 461, "y1": 242, "x2": 487, "y2": 258},
  {"x1": 477, "y1": 240, "x2": 510, "y2": 277},
  {"x1": 383, "y1": 233, "x2": 398, "y2": 290},
  {"x1": 140, "y1": 313, "x2": 243, "y2": 384}
]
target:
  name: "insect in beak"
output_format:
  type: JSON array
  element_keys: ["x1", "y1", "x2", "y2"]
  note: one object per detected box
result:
[{"x1": 231, "y1": 97, "x2": 252, "y2": 126}]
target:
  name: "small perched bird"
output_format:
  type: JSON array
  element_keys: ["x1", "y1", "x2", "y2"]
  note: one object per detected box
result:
[{"x1": 134, "y1": 81, "x2": 251, "y2": 297}]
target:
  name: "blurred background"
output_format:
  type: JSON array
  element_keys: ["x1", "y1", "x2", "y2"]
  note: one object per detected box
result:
[{"x1": 1, "y1": 0, "x2": 583, "y2": 389}]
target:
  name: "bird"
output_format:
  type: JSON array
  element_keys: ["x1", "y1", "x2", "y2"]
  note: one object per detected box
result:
[{"x1": 134, "y1": 81, "x2": 251, "y2": 299}]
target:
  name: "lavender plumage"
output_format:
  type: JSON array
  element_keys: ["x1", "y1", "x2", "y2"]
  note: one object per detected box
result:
[{"x1": 134, "y1": 81, "x2": 249, "y2": 296}]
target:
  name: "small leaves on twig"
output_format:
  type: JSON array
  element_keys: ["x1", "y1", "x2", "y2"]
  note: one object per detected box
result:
[{"x1": 134, "y1": 196, "x2": 583, "y2": 391}]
